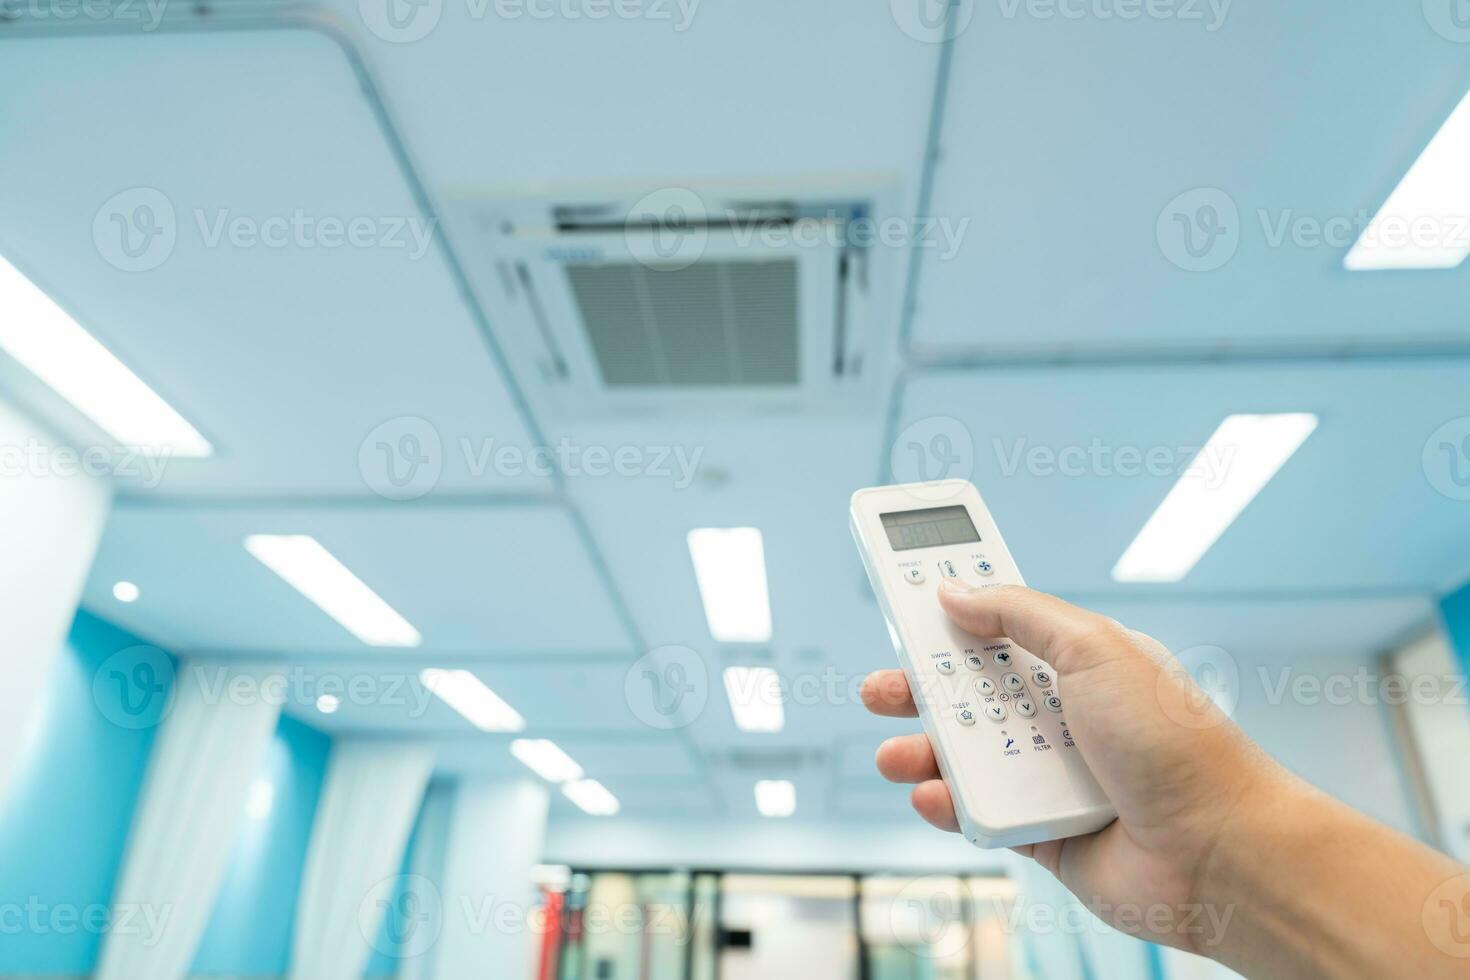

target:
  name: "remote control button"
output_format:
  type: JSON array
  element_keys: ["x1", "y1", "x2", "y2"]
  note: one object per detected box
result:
[
  {"x1": 1002, "y1": 672, "x2": 1026, "y2": 693},
  {"x1": 1014, "y1": 699, "x2": 1037, "y2": 718},
  {"x1": 984, "y1": 703, "x2": 1007, "y2": 723},
  {"x1": 903, "y1": 567, "x2": 926, "y2": 585},
  {"x1": 956, "y1": 707, "x2": 977, "y2": 726},
  {"x1": 1033, "y1": 670, "x2": 1053, "y2": 687},
  {"x1": 935, "y1": 657, "x2": 956, "y2": 675},
  {"x1": 1044, "y1": 695, "x2": 1063, "y2": 713},
  {"x1": 938, "y1": 559, "x2": 960, "y2": 579},
  {"x1": 963, "y1": 653, "x2": 984, "y2": 671},
  {"x1": 974, "y1": 677, "x2": 997, "y2": 697},
  {"x1": 974, "y1": 558, "x2": 994, "y2": 576},
  {"x1": 993, "y1": 650, "x2": 1013, "y2": 667}
]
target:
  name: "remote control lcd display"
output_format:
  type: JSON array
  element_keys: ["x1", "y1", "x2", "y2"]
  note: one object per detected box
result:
[{"x1": 880, "y1": 505, "x2": 981, "y2": 551}]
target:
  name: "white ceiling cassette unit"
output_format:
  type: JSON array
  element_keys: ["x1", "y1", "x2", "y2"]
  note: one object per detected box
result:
[{"x1": 447, "y1": 178, "x2": 900, "y2": 416}]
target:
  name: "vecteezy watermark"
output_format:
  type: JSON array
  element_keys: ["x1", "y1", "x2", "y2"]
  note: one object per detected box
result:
[
  {"x1": 1423, "y1": 416, "x2": 1470, "y2": 501},
  {"x1": 361, "y1": 875, "x2": 444, "y2": 958},
  {"x1": 889, "y1": 416, "x2": 976, "y2": 501},
  {"x1": 357, "y1": 416, "x2": 706, "y2": 499},
  {"x1": 0, "y1": 439, "x2": 172, "y2": 489},
  {"x1": 1158, "y1": 186, "x2": 1470, "y2": 272},
  {"x1": 1423, "y1": 872, "x2": 1470, "y2": 958},
  {"x1": 0, "y1": 899, "x2": 173, "y2": 946},
  {"x1": 1423, "y1": 0, "x2": 1470, "y2": 44},
  {"x1": 92, "y1": 187, "x2": 437, "y2": 272},
  {"x1": 995, "y1": 0, "x2": 1231, "y2": 31},
  {"x1": 1, "y1": 0, "x2": 170, "y2": 31},
  {"x1": 92, "y1": 661, "x2": 440, "y2": 730},
  {"x1": 624, "y1": 645, "x2": 709, "y2": 730},
  {"x1": 358, "y1": 0, "x2": 700, "y2": 44},
  {"x1": 890, "y1": 0, "x2": 976, "y2": 43},
  {"x1": 1256, "y1": 667, "x2": 1468, "y2": 708},
  {"x1": 1156, "y1": 645, "x2": 1239, "y2": 730},
  {"x1": 992, "y1": 436, "x2": 1236, "y2": 486},
  {"x1": 621, "y1": 187, "x2": 971, "y2": 271}
]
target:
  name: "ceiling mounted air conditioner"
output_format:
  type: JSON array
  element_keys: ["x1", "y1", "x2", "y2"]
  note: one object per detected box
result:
[{"x1": 447, "y1": 178, "x2": 900, "y2": 416}]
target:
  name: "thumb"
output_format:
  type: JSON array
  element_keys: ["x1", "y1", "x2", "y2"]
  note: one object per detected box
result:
[{"x1": 937, "y1": 581, "x2": 1122, "y2": 675}]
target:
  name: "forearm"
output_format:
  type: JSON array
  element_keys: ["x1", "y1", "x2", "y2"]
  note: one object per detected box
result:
[{"x1": 1199, "y1": 769, "x2": 1469, "y2": 979}]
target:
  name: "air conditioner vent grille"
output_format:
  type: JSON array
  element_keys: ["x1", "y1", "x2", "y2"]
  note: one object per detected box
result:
[{"x1": 565, "y1": 259, "x2": 799, "y2": 387}]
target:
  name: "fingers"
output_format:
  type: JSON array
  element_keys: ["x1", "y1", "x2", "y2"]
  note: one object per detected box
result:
[
  {"x1": 937, "y1": 581, "x2": 1124, "y2": 674},
  {"x1": 911, "y1": 780, "x2": 960, "y2": 832},
  {"x1": 876, "y1": 734, "x2": 941, "y2": 783},
  {"x1": 860, "y1": 669, "x2": 917, "y2": 717}
]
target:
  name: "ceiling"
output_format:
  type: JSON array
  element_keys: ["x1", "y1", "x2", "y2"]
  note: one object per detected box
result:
[{"x1": 1, "y1": 1, "x2": 1468, "y2": 830}]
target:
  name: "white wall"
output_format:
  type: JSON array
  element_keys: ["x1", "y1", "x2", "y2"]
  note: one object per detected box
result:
[
  {"x1": 1393, "y1": 631, "x2": 1470, "y2": 863},
  {"x1": 0, "y1": 398, "x2": 109, "y2": 808}
]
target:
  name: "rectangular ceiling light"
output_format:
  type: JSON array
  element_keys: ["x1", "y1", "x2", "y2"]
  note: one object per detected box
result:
[
  {"x1": 420, "y1": 668, "x2": 525, "y2": 733},
  {"x1": 722, "y1": 666, "x2": 785, "y2": 733},
  {"x1": 1112, "y1": 413, "x2": 1318, "y2": 583},
  {"x1": 1345, "y1": 87, "x2": 1470, "y2": 270},
  {"x1": 562, "y1": 778, "x2": 620, "y2": 816},
  {"x1": 0, "y1": 252, "x2": 212, "y2": 456},
  {"x1": 755, "y1": 779, "x2": 796, "y2": 818},
  {"x1": 510, "y1": 738, "x2": 584, "y2": 784},
  {"x1": 687, "y1": 527, "x2": 772, "y2": 643},
  {"x1": 245, "y1": 534, "x2": 422, "y2": 647}
]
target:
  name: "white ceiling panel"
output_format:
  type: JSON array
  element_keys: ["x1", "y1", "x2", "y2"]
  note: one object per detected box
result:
[
  {"x1": 897, "y1": 361, "x2": 1470, "y2": 594},
  {"x1": 911, "y1": 1, "x2": 1470, "y2": 353},
  {"x1": 0, "y1": 28, "x2": 544, "y2": 497},
  {"x1": 82, "y1": 501, "x2": 634, "y2": 655}
]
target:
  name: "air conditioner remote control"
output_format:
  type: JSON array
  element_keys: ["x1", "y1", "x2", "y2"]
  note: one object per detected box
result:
[{"x1": 850, "y1": 479, "x2": 1115, "y2": 848}]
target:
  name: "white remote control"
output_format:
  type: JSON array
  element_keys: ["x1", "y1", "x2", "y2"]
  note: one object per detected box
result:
[{"x1": 850, "y1": 479, "x2": 1115, "y2": 848}]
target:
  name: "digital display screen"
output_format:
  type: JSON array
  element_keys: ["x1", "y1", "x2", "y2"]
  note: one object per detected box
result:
[{"x1": 880, "y1": 505, "x2": 981, "y2": 552}]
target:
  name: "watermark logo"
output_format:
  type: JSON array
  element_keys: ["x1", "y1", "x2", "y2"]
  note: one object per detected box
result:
[
  {"x1": 93, "y1": 187, "x2": 176, "y2": 273},
  {"x1": 360, "y1": 0, "x2": 443, "y2": 42},
  {"x1": 360, "y1": 416, "x2": 444, "y2": 501},
  {"x1": 1156, "y1": 644, "x2": 1238, "y2": 729},
  {"x1": 1424, "y1": 0, "x2": 1470, "y2": 43},
  {"x1": 995, "y1": 0, "x2": 1231, "y2": 31},
  {"x1": 93, "y1": 645, "x2": 175, "y2": 730},
  {"x1": 1423, "y1": 873, "x2": 1470, "y2": 958},
  {"x1": 7, "y1": 0, "x2": 170, "y2": 31},
  {"x1": 626, "y1": 187, "x2": 708, "y2": 271},
  {"x1": 361, "y1": 874, "x2": 443, "y2": 958},
  {"x1": 1423, "y1": 417, "x2": 1470, "y2": 501},
  {"x1": 889, "y1": 415, "x2": 975, "y2": 501},
  {"x1": 1157, "y1": 187, "x2": 1239, "y2": 272},
  {"x1": 624, "y1": 645, "x2": 708, "y2": 730},
  {"x1": 889, "y1": 877, "x2": 975, "y2": 958},
  {"x1": 891, "y1": 0, "x2": 975, "y2": 43}
]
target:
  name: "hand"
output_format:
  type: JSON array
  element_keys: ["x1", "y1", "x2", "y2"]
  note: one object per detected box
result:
[
  {"x1": 859, "y1": 581, "x2": 1284, "y2": 953},
  {"x1": 860, "y1": 580, "x2": 1470, "y2": 978}
]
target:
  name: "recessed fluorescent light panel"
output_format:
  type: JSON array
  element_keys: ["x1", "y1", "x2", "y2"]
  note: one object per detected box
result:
[
  {"x1": 0, "y1": 253, "x2": 212, "y2": 456},
  {"x1": 420, "y1": 668, "x2": 525, "y2": 733},
  {"x1": 315, "y1": 694, "x2": 340, "y2": 715},
  {"x1": 755, "y1": 779, "x2": 796, "y2": 818},
  {"x1": 562, "y1": 778, "x2": 620, "y2": 816},
  {"x1": 511, "y1": 739, "x2": 584, "y2": 784},
  {"x1": 112, "y1": 581, "x2": 140, "y2": 603},
  {"x1": 722, "y1": 666, "x2": 785, "y2": 733},
  {"x1": 244, "y1": 534, "x2": 421, "y2": 647},
  {"x1": 687, "y1": 527, "x2": 772, "y2": 643},
  {"x1": 1112, "y1": 414, "x2": 1317, "y2": 583},
  {"x1": 1345, "y1": 87, "x2": 1470, "y2": 270}
]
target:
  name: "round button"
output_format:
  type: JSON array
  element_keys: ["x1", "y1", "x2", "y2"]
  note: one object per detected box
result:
[
  {"x1": 993, "y1": 650, "x2": 1013, "y2": 667},
  {"x1": 904, "y1": 567, "x2": 926, "y2": 585},
  {"x1": 1033, "y1": 670, "x2": 1053, "y2": 687},
  {"x1": 935, "y1": 657, "x2": 956, "y2": 675},
  {"x1": 956, "y1": 707, "x2": 977, "y2": 726},
  {"x1": 974, "y1": 558, "x2": 994, "y2": 576},
  {"x1": 975, "y1": 677, "x2": 997, "y2": 697},
  {"x1": 963, "y1": 653, "x2": 984, "y2": 671},
  {"x1": 1044, "y1": 695, "x2": 1063, "y2": 713},
  {"x1": 984, "y1": 703, "x2": 1007, "y2": 723},
  {"x1": 1014, "y1": 699, "x2": 1037, "y2": 718},
  {"x1": 1002, "y1": 672, "x2": 1026, "y2": 693}
]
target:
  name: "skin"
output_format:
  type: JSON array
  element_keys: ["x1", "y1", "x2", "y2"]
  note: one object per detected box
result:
[{"x1": 860, "y1": 579, "x2": 1470, "y2": 978}]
